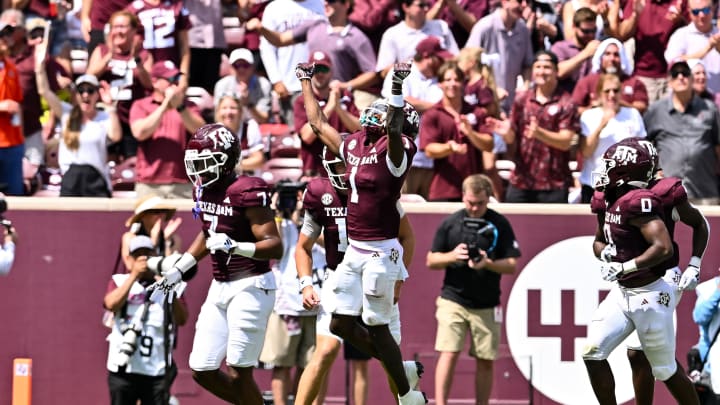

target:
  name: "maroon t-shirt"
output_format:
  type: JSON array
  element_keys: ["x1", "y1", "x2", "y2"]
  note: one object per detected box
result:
[
  {"x1": 96, "y1": 45, "x2": 152, "y2": 124},
  {"x1": 129, "y1": 96, "x2": 200, "y2": 184},
  {"x1": 571, "y1": 73, "x2": 649, "y2": 109},
  {"x1": 340, "y1": 130, "x2": 416, "y2": 241},
  {"x1": 302, "y1": 177, "x2": 348, "y2": 270},
  {"x1": 591, "y1": 188, "x2": 666, "y2": 286},
  {"x1": 293, "y1": 89, "x2": 358, "y2": 175},
  {"x1": 25, "y1": 0, "x2": 51, "y2": 18},
  {"x1": 126, "y1": 0, "x2": 192, "y2": 65},
  {"x1": 90, "y1": 0, "x2": 133, "y2": 30},
  {"x1": 623, "y1": 0, "x2": 688, "y2": 78},
  {"x1": 11, "y1": 46, "x2": 67, "y2": 136},
  {"x1": 195, "y1": 176, "x2": 272, "y2": 281},
  {"x1": 420, "y1": 102, "x2": 485, "y2": 201}
]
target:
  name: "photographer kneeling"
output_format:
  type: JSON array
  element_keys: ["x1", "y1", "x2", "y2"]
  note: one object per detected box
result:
[
  {"x1": 425, "y1": 174, "x2": 521, "y2": 405},
  {"x1": 104, "y1": 235, "x2": 188, "y2": 405},
  {"x1": 0, "y1": 194, "x2": 17, "y2": 276}
]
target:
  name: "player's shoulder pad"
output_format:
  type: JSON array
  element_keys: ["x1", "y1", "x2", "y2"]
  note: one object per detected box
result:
[
  {"x1": 650, "y1": 176, "x2": 688, "y2": 206},
  {"x1": 619, "y1": 188, "x2": 662, "y2": 217},
  {"x1": 227, "y1": 176, "x2": 272, "y2": 207}
]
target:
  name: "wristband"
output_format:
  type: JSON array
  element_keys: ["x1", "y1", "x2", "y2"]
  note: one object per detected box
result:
[
  {"x1": 134, "y1": 57, "x2": 142, "y2": 67},
  {"x1": 389, "y1": 94, "x2": 404, "y2": 108},
  {"x1": 176, "y1": 103, "x2": 187, "y2": 113},
  {"x1": 174, "y1": 252, "x2": 197, "y2": 274},
  {"x1": 689, "y1": 256, "x2": 702, "y2": 268},
  {"x1": 622, "y1": 259, "x2": 638, "y2": 273},
  {"x1": 231, "y1": 242, "x2": 256, "y2": 258},
  {"x1": 298, "y1": 275, "x2": 313, "y2": 292}
]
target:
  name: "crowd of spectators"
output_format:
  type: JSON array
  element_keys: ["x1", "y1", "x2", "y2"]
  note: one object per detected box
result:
[{"x1": 0, "y1": 0, "x2": 719, "y2": 205}]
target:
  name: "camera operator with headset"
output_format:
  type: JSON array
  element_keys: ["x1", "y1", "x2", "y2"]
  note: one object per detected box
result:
[
  {"x1": 0, "y1": 193, "x2": 18, "y2": 276},
  {"x1": 104, "y1": 235, "x2": 188, "y2": 405},
  {"x1": 425, "y1": 174, "x2": 521, "y2": 405}
]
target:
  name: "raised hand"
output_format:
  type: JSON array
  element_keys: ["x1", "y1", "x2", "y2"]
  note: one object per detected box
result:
[
  {"x1": 295, "y1": 62, "x2": 315, "y2": 81},
  {"x1": 391, "y1": 62, "x2": 412, "y2": 85}
]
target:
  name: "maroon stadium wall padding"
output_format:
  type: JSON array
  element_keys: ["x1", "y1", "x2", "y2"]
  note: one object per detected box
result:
[{"x1": 1, "y1": 200, "x2": 718, "y2": 405}]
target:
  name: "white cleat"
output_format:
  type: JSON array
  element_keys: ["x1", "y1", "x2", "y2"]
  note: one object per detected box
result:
[
  {"x1": 398, "y1": 390, "x2": 428, "y2": 405},
  {"x1": 403, "y1": 360, "x2": 425, "y2": 390}
]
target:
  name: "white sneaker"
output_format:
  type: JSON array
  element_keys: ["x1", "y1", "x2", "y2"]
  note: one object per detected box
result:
[
  {"x1": 398, "y1": 390, "x2": 428, "y2": 405},
  {"x1": 403, "y1": 360, "x2": 424, "y2": 390}
]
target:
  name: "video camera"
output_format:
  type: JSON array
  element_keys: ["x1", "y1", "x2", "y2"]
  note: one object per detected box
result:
[
  {"x1": 461, "y1": 218, "x2": 498, "y2": 263},
  {"x1": 274, "y1": 180, "x2": 307, "y2": 218}
]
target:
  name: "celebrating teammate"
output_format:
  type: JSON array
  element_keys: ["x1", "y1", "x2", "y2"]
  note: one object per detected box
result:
[
  {"x1": 590, "y1": 138, "x2": 709, "y2": 405},
  {"x1": 150, "y1": 123, "x2": 283, "y2": 404},
  {"x1": 294, "y1": 142, "x2": 419, "y2": 404},
  {"x1": 584, "y1": 138, "x2": 700, "y2": 404},
  {"x1": 297, "y1": 60, "x2": 427, "y2": 404}
]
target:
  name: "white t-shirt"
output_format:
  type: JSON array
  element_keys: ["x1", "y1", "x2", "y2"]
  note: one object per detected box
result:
[
  {"x1": 58, "y1": 103, "x2": 113, "y2": 191},
  {"x1": 579, "y1": 106, "x2": 646, "y2": 186},
  {"x1": 375, "y1": 19, "x2": 459, "y2": 72}
]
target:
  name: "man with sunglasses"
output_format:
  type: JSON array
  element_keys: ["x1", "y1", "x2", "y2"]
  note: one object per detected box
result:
[
  {"x1": 665, "y1": 0, "x2": 720, "y2": 95},
  {"x1": 129, "y1": 60, "x2": 205, "y2": 199},
  {"x1": 213, "y1": 48, "x2": 272, "y2": 124},
  {"x1": 644, "y1": 59, "x2": 720, "y2": 205},
  {"x1": 551, "y1": 7, "x2": 601, "y2": 93}
]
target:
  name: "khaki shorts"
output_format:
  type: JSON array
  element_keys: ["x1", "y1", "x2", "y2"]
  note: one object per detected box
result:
[
  {"x1": 135, "y1": 182, "x2": 193, "y2": 200},
  {"x1": 259, "y1": 311, "x2": 316, "y2": 368},
  {"x1": 434, "y1": 297, "x2": 500, "y2": 360}
]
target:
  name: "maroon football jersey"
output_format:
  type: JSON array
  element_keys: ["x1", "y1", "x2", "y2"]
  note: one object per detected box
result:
[
  {"x1": 340, "y1": 130, "x2": 417, "y2": 241},
  {"x1": 302, "y1": 177, "x2": 348, "y2": 269},
  {"x1": 649, "y1": 176, "x2": 688, "y2": 269},
  {"x1": 127, "y1": 0, "x2": 192, "y2": 65},
  {"x1": 195, "y1": 176, "x2": 273, "y2": 281},
  {"x1": 601, "y1": 188, "x2": 666, "y2": 285}
]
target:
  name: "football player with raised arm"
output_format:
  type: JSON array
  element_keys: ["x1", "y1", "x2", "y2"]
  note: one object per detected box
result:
[
  {"x1": 295, "y1": 134, "x2": 421, "y2": 404},
  {"x1": 584, "y1": 138, "x2": 700, "y2": 405},
  {"x1": 150, "y1": 123, "x2": 283, "y2": 404},
  {"x1": 590, "y1": 138, "x2": 710, "y2": 405},
  {"x1": 296, "y1": 60, "x2": 427, "y2": 405}
]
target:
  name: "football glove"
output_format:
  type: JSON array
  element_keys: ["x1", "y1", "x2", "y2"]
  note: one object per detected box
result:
[
  {"x1": 206, "y1": 231, "x2": 237, "y2": 254},
  {"x1": 678, "y1": 266, "x2": 700, "y2": 291},
  {"x1": 600, "y1": 262, "x2": 624, "y2": 282},
  {"x1": 391, "y1": 62, "x2": 412, "y2": 85},
  {"x1": 600, "y1": 244, "x2": 616, "y2": 263},
  {"x1": 295, "y1": 62, "x2": 315, "y2": 81},
  {"x1": 148, "y1": 267, "x2": 182, "y2": 303}
]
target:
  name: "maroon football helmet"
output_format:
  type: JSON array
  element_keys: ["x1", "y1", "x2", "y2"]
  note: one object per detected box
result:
[
  {"x1": 322, "y1": 133, "x2": 347, "y2": 190},
  {"x1": 593, "y1": 137, "x2": 656, "y2": 191},
  {"x1": 184, "y1": 123, "x2": 240, "y2": 187}
]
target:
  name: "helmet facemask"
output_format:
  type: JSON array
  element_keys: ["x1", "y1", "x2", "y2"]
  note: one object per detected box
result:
[
  {"x1": 359, "y1": 101, "x2": 388, "y2": 136},
  {"x1": 322, "y1": 145, "x2": 347, "y2": 190},
  {"x1": 184, "y1": 149, "x2": 229, "y2": 188}
]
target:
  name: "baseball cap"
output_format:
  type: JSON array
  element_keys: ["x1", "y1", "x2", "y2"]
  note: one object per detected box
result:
[
  {"x1": 309, "y1": 50, "x2": 332, "y2": 68},
  {"x1": 129, "y1": 235, "x2": 154, "y2": 255},
  {"x1": 668, "y1": 58, "x2": 690, "y2": 74},
  {"x1": 75, "y1": 74, "x2": 99, "y2": 87},
  {"x1": 25, "y1": 18, "x2": 47, "y2": 33},
  {"x1": 151, "y1": 60, "x2": 181, "y2": 80},
  {"x1": 229, "y1": 48, "x2": 254, "y2": 65},
  {"x1": 686, "y1": 58, "x2": 704, "y2": 71},
  {"x1": 415, "y1": 36, "x2": 453, "y2": 60}
]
